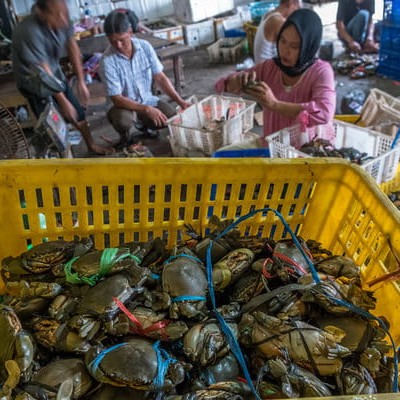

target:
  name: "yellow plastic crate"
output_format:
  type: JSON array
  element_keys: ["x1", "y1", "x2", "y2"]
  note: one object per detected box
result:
[
  {"x1": 243, "y1": 21, "x2": 258, "y2": 56},
  {"x1": 380, "y1": 163, "x2": 400, "y2": 193},
  {"x1": 0, "y1": 159, "x2": 400, "y2": 353},
  {"x1": 334, "y1": 114, "x2": 362, "y2": 125}
]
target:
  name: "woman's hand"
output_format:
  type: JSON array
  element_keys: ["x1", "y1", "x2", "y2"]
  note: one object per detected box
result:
[
  {"x1": 226, "y1": 71, "x2": 257, "y2": 93},
  {"x1": 144, "y1": 105, "x2": 168, "y2": 127},
  {"x1": 243, "y1": 81, "x2": 277, "y2": 110}
]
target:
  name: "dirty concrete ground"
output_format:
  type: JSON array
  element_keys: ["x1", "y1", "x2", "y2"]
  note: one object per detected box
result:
[{"x1": 74, "y1": 1, "x2": 400, "y2": 158}]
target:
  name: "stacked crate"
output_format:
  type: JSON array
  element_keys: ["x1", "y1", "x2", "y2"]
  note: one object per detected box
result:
[{"x1": 378, "y1": 0, "x2": 400, "y2": 81}]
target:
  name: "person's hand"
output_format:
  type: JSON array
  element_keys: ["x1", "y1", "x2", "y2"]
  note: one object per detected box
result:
[
  {"x1": 89, "y1": 142, "x2": 115, "y2": 155},
  {"x1": 242, "y1": 81, "x2": 277, "y2": 109},
  {"x1": 177, "y1": 99, "x2": 192, "y2": 110},
  {"x1": 76, "y1": 79, "x2": 90, "y2": 108},
  {"x1": 348, "y1": 40, "x2": 362, "y2": 53},
  {"x1": 362, "y1": 38, "x2": 379, "y2": 53},
  {"x1": 144, "y1": 106, "x2": 168, "y2": 127},
  {"x1": 227, "y1": 71, "x2": 257, "y2": 92}
]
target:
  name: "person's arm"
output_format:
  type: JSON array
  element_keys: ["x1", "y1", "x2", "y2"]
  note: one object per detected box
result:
[
  {"x1": 110, "y1": 94, "x2": 170, "y2": 128},
  {"x1": 153, "y1": 72, "x2": 190, "y2": 109},
  {"x1": 110, "y1": 94, "x2": 149, "y2": 113},
  {"x1": 297, "y1": 64, "x2": 336, "y2": 127},
  {"x1": 263, "y1": 14, "x2": 285, "y2": 42},
  {"x1": 364, "y1": 9, "x2": 376, "y2": 44},
  {"x1": 66, "y1": 36, "x2": 90, "y2": 107},
  {"x1": 236, "y1": 63, "x2": 335, "y2": 126},
  {"x1": 336, "y1": 0, "x2": 362, "y2": 52},
  {"x1": 336, "y1": 20, "x2": 362, "y2": 52}
]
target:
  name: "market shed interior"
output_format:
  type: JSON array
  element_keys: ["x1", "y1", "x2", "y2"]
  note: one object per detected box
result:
[{"x1": 0, "y1": 0, "x2": 399, "y2": 159}]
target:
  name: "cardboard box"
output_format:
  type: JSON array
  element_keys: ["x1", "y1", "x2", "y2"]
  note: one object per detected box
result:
[
  {"x1": 213, "y1": 14, "x2": 242, "y2": 39},
  {"x1": 183, "y1": 19, "x2": 215, "y2": 47},
  {"x1": 173, "y1": 0, "x2": 234, "y2": 23},
  {"x1": 144, "y1": 19, "x2": 185, "y2": 44}
]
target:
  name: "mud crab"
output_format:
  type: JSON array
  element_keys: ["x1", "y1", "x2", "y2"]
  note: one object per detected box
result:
[
  {"x1": 259, "y1": 356, "x2": 333, "y2": 397},
  {"x1": 183, "y1": 321, "x2": 239, "y2": 367},
  {"x1": 0, "y1": 305, "x2": 35, "y2": 395},
  {"x1": 239, "y1": 312, "x2": 351, "y2": 376},
  {"x1": 162, "y1": 251, "x2": 208, "y2": 320},
  {"x1": 212, "y1": 249, "x2": 254, "y2": 292},
  {"x1": 85, "y1": 338, "x2": 189, "y2": 391},
  {"x1": 30, "y1": 358, "x2": 93, "y2": 399},
  {"x1": 2, "y1": 238, "x2": 93, "y2": 278},
  {"x1": 51, "y1": 272, "x2": 148, "y2": 340}
]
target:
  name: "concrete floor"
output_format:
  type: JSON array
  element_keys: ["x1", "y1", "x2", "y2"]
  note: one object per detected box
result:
[{"x1": 75, "y1": 1, "x2": 400, "y2": 158}]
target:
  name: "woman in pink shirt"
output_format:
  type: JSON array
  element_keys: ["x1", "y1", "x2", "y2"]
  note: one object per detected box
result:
[{"x1": 215, "y1": 8, "x2": 336, "y2": 139}]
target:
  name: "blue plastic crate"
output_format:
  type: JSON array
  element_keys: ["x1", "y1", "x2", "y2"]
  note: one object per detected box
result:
[
  {"x1": 224, "y1": 28, "x2": 247, "y2": 38},
  {"x1": 250, "y1": 1, "x2": 279, "y2": 24},
  {"x1": 383, "y1": 0, "x2": 400, "y2": 24},
  {"x1": 378, "y1": 48, "x2": 400, "y2": 81},
  {"x1": 212, "y1": 148, "x2": 270, "y2": 158},
  {"x1": 379, "y1": 23, "x2": 400, "y2": 52}
]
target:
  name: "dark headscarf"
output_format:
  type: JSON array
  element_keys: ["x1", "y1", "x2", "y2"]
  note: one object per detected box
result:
[{"x1": 274, "y1": 8, "x2": 323, "y2": 77}]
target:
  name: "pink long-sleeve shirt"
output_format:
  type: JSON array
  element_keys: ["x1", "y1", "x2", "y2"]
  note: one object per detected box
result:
[{"x1": 215, "y1": 59, "x2": 336, "y2": 137}]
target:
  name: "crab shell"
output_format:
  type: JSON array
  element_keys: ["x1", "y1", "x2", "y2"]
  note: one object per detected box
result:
[
  {"x1": 190, "y1": 353, "x2": 240, "y2": 391},
  {"x1": 0, "y1": 305, "x2": 35, "y2": 383},
  {"x1": 31, "y1": 358, "x2": 93, "y2": 399},
  {"x1": 2, "y1": 238, "x2": 93, "y2": 276},
  {"x1": 76, "y1": 273, "x2": 143, "y2": 319},
  {"x1": 70, "y1": 248, "x2": 139, "y2": 278},
  {"x1": 162, "y1": 255, "x2": 208, "y2": 320},
  {"x1": 90, "y1": 384, "x2": 150, "y2": 400},
  {"x1": 85, "y1": 338, "x2": 186, "y2": 391},
  {"x1": 239, "y1": 312, "x2": 351, "y2": 376},
  {"x1": 183, "y1": 322, "x2": 239, "y2": 367},
  {"x1": 212, "y1": 249, "x2": 254, "y2": 292}
]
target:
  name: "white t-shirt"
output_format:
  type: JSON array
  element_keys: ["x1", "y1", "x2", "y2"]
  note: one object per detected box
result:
[{"x1": 253, "y1": 12, "x2": 282, "y2": 64}]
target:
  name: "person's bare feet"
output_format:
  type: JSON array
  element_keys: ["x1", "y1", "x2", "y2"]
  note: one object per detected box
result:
[
  {"x1": 89, "y1": 142, "x2": 115, "y2": 155},
  {"x1": 362, "y1": 40, "x2": 379, "y2": 54}
]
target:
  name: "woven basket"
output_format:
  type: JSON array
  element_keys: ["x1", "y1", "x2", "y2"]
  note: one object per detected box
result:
[{"x1": 360, "y1": 88, "x2": 400, "y2": 126}]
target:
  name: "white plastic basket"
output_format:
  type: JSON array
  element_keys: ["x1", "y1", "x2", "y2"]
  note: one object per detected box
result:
[
  {"x1": 360, "y1": 88, "x2": 400, "y2": 126},
  {"x1": 207, "y1": 38, "x2": 246, "y2": 63},
  {"x1": 167, "y1": 95, "x2": 256, "y2": 156},
  {"x1": 266, "y1": 119, "x2": 400, "y2": 185}
]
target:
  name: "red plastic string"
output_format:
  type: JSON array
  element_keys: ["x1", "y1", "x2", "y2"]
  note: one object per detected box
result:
[
  {"x1": 113, "y1": 297, "x2": 170, "y2": 340},
  {"x1": 273, "y1": 251, "x2": 308, "y2": 275}
]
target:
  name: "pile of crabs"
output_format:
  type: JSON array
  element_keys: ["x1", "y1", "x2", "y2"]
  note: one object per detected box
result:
[{"x1": 0, "y1": 216, "x2": 397, "y2": 400}]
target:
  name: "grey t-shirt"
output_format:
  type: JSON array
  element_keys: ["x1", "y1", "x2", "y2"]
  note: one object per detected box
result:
[{"x1": 12, "y1": 13, "x2": 72, "y2": 92}]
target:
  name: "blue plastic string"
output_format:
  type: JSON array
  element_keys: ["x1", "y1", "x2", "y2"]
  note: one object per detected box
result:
[
  {"x1": 164, "y1": 253, "x2": 206, "y2": 305},
  {"x1": 88, "y1": 342, "x2": 127, "y2": 375},
  {"x1": 205, "y1": 207, "x2": 399, "y2": 398},
  {"x1": 323, "y1": 293, "x2": 398, "y2": 392},
  {"x1": 163, "y1": 253, "x2": 203, "y2": 265},
  {"x1": 171, "y1": 295, "x2": 206, "y2": 302},
  {"x1": 390, "y1": 127, "x2": 400, "y2": 149},
  {"x1": 152, "y1": 341, "x2": 177, "y2": 390}
]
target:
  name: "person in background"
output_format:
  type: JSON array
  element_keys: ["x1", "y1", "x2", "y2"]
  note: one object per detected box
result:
[
  {"x1": 253, "y1": 0, "x2": 301, "y2": 64},
  {"x1": 336, "y1": 0, "x2": 379, "y2": 54},
  {"x1": 114, "y1": 8, "x2": 153, "y2": 34},
  {"x1": 216, "y1": 8, "x2": 335, "y2": 142},
  {"x1": 12, "y1": 0, "x2": 112, "y2": 155},
  {"x1": 100, "y1": 10, "x2": 190, "y2": 145}
]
